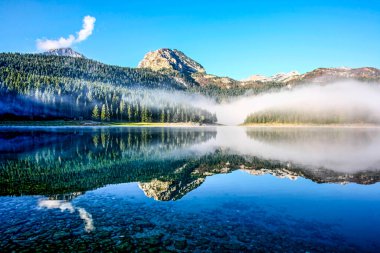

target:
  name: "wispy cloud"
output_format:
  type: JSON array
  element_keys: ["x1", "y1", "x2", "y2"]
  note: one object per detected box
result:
[{"x1": 36, "y1": 15, "x2": 96, "y2": 51}]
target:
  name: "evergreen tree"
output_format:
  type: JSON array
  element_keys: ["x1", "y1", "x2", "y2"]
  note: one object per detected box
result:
[
  {"x1": 92, "y1": 105, "x2": 99, "y2": 120},
  {"x1": 101, "y1": 104, "x2": 107, "y2": 121},
  {"x1": 119, "y1": 100, "x2": 125, "y2": 121},
  {"x1": 127, "y1": 104, "x2": 132, "y2": 122},
  {"x1": 160, "y1": 109, "x2": 165, "y2": 123}
]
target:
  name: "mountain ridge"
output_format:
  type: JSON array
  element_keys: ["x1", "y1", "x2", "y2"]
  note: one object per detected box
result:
[{"x1": 37, "y1": 47, "x2": 380, "y2": 89}]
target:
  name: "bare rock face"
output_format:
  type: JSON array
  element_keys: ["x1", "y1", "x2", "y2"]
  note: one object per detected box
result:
[
  {"x1": 138, "y1": 48, "x2": 206, "y2": 74},
  {"x1": 42, "y1": 48, "x2": 85, "y2": 58},
  {"x1": 138, "y1": 178, "x2": 205, "y2": 201}
]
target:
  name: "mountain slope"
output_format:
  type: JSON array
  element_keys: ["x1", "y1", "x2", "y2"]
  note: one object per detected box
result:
[
  {"x1": 0, "y1": 53, "x2": 217, "y2": 123},
  {"x1": 0, "y1": 53, "x2": 193, "y2": 90}
]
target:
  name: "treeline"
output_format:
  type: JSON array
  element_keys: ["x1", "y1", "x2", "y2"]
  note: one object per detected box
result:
[
  {"x1": 0, "y1": 53, "x2": 217, "y2": 123},
  {"x1": 244, "y1": 109, "x2": 380, "y2": 125}
]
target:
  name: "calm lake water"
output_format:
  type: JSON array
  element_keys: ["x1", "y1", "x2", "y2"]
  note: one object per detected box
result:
[{"x1": 0, "y1": 126, "x2": 380, "y2": 252}]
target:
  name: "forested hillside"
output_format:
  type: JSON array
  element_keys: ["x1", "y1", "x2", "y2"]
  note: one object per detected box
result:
[
  {"x1": 0, "y1": 53, "x2": 216, "y2": 123},
  {"x1": 0, "y1": 53, "x2": 196, "y2": 89}
]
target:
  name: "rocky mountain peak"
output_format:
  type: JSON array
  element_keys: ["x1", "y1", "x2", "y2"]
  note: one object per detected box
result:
[
  {"x1": 138, "y1": 48, "x2": 206, "y2": 74},
  {"x1": 42, "y1": 48, "x2": 85, "y2": 58}
]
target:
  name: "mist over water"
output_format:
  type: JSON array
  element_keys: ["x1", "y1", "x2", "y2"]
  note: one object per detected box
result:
[{"x1": 211, "y1": 81, "x2": 380, "y2": 125}]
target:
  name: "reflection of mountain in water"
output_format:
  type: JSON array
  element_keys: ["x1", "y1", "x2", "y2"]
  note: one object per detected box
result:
[
  {"x1": 138, "y1": 152, "x2": 380, "y2": 201},
  {"x1": 1, "y1": 127, "x2": 380, "y2": 201},
  {"x1": 139, "y1": 177, "x2": 205, "y2": 201}
]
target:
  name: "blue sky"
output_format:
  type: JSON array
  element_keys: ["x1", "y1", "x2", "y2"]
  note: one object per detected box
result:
[{"x1": 0, "y1": 0, "x2": 379, "y2": 79}]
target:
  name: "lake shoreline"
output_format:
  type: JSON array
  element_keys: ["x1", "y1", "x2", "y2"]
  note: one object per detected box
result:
[
  {"x1": 1, "y1": 120, "x2": 380, "y2": 128},
  {"x1": 0, "y1": 120, "x2": 220, "y2": 127}
]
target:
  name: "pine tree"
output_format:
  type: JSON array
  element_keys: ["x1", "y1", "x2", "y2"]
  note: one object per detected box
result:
[
  {"x1": 92, "y1": 105, "x2": 99, "y2": 120},
  {"x1": 101, "y1": 104, "x2": 107, "y2": 121},
  {"x1": 127, "y1": 104, "x2": 132, "y2": 122},
  {"x1": 105, "y1": 103, "x2": 111, "y2": 121},
  {"x1": 119, "y1": 100, "x2": 125, "y2": 121},
  {"x1": 160, "y1": 109, "x2": 165, "y2": 123}
]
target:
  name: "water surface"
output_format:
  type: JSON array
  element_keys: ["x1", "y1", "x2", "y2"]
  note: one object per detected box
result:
[{"x1": 0, "y1": 126, "x2": 379, "y2": 252}]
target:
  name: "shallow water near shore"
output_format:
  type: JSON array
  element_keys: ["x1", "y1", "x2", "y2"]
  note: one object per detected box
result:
[{"x1": 0, "y1": 126, "x2": 380, "y2": 252}]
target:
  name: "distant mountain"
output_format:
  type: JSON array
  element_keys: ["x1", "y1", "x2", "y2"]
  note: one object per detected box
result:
[
  {"x1": 41, "y1": 48, "x2": 85, "y2": 58},
  {"x1": 243, "y1": 67, "x2": 380, "y2": 85},
  {"x1": 243, "y1": 71, "x2": 300, "y2": 83},
  {"x1": 295, "y1": 67, "x2": 380, "y2": 84},
  {"x1": 138, "y1": 48, "x2": 206, "y2": 74}
]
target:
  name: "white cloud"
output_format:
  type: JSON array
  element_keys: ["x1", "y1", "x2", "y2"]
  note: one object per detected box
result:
[
  {"x1": 76, "y1": 16, "x2": 96, "y2": 42},
  {"x1": 36, "y1": 15, "x2": 96, "y2": 51}
]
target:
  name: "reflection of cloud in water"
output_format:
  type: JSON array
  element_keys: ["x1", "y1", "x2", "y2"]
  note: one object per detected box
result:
[
  {"x1": 78, "y1": 208, "x2": 95, "y2": 232},
  {"x1": 38, "y1": 200, "x2": 75, "y2": 213},
  {"x1": 208, "y1": 127, "x2": 380, "y2": 173},
  {"x1": 38, "y1": 199, "x2": 95, "y2": 232}
]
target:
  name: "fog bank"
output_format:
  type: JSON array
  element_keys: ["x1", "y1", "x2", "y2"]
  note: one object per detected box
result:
[{"x1": 212, "y1": 81, "x2": 380, "y2": 125}]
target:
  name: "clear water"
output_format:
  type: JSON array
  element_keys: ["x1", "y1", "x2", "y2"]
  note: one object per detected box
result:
[{"x1": 0, "y1": 126, "x2": 379, "y2": 252}]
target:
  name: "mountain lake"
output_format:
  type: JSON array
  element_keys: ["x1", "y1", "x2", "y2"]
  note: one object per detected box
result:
[{"x1": 0, "y1": 126, "x2": 379, "y2": 252}]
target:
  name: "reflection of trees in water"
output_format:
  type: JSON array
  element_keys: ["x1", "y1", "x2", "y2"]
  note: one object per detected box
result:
[
  {"x1": 0, "y1": 128, "x2": 215, "y2": 159},
  {"x1": 245, "y1": 128, "x2": 377, "y2": 146},
  {"x1": 0, "y1": 128, "x2": 216, "y2": 196}
]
